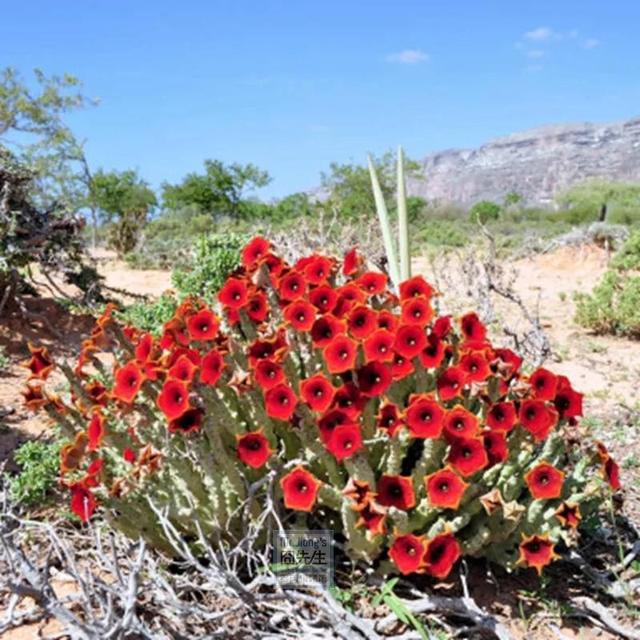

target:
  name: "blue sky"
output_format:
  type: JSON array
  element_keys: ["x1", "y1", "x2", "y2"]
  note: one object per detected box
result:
[{"x1": 2, "y1": 1, "x2": 639, "y2": 199}]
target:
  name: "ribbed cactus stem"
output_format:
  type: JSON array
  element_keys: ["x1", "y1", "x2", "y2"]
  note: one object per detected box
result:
[
  {"x1": 319, "y1": 485, "x2": 343, "y2": 510},
  {"x1": 344, "y1": 452, "x2": 376, "y2": 485},
  {"x1": 397, "y1": 146, "x2": 411, "y2": 281},
  {"x1": 385, "y1": 429, "x2": 410, "y2": 475},
  {"x1": 368, "y1": 154, "x2": 400, "y2": 289},
  {"x1": 412, "y1": 438, "x2": 446, "y2": 493},
  {"x1": 340, "y1": 500, "x2": 384, "y2": 561}
]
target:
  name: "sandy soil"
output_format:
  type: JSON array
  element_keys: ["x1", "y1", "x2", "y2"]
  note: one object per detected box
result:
[{"x1": 1, "y1": 244, "x2": 638, "y2": 639}]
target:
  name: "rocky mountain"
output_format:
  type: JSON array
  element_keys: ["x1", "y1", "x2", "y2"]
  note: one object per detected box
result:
[{"x1": 407, "y1": 117, "x2": 640, "y2": 207}]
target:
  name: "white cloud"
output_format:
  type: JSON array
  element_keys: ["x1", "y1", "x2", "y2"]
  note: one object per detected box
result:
[
  {"x1": 526, "y1": 49, "x2": 545, "y2": 59},
  {"x1": 386, "y1": 49, "x2": 430, "y2": 64},
  {"x1": 524, "y1": 26, "x2": 554, "y2": 41},
  {"x1": 584, "y1": 38, "x2": 600, "y2": 49}
]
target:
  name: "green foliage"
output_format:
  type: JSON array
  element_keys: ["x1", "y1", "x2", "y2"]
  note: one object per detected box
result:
[
  {"x1": 161, "y1": 159, "x2": 271, "y2": 220},
  {"x1": 89, "y1": 169, "x2": 157, "y2": 255},
  {"x1": 372, "y1": 579, "x2": 429, "y2": 640},
  {"x1": 270, "y1": 192, "x2": 314, "y2": 223},
  {"x1": 117, "y1": 294, "x2": 178, "y2": 336},
  {"x1": 575, "y1": 231, "x2": 640, "y2": 338},
  {"x1": 469, "y1": 200, "x2": 501, "y2": 223},
  {"x1": 557, "y1": 179, "x2": 640, "y2": 223},
  {"x1": 9, "y1": 440, "x2": 61, "y2": 507},
  {"x1": 320, "y1": 151, "x2": 423, "y2": 221},
  {"x1": 0, "y1": 345, "x2": 9, "y2": 371},
  {"x1": 415, "y1": 219, "x2": 469, "y2": 247},
  {"x1": 172, "y1": 232, "x2": 246, "y2": 301}
]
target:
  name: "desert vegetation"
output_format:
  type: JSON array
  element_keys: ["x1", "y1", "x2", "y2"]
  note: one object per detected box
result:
[{"x1": 1, "y1": 67, "x2": 640, "y2": 640}]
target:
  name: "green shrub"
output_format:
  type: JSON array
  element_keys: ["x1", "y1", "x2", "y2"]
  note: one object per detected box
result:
[
  {"x1": 172, "y1": 232, "x2": 246, "y2": 301},
  {"x1": 469, "y1": 200, "x2": 501, "y2": 224},
  {"x1": 117, "y1": 294, "x2": 178, "y2": 336},
  {"x1": 415, "y1": 220, "x2": 469, "y2": 247},
  {"x1": 0, "y1": 346, "x2": 9, "y2": 372},
  {"x1": 575, "y1": 231, "x2": 640, "y2": 338},
  {"x1": 9, "y1": 440, "x2": 61, "y2": 507}
]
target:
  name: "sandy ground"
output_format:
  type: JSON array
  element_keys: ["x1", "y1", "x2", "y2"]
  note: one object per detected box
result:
[{"x1": 1, "y1": 244, "x2": 638, "y2": 639}]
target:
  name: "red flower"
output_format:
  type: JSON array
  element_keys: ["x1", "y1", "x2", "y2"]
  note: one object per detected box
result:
[
  {"x1": 87, "y1": 410, "x2": 106, "y2": 452},
  {"x1": 200, "y1": 349, "x2": 225, "y2": 386},
  {"x1": 157, "y1": 379, "x2": 190, "y2": 420},
  {"x1": 23, "y1": 343, "x2": 54, "y2": 380},
  {"x1": 278, "y1": 270, "x2": 307, "y2": 301},
  {"x1": 112, "y1": 361, "x2": 144, "y2": 403},
  {"x1": 168, "y1": 408, "x2": 204, "y2": 434},
  {"x1": 377, "y1": 310, "x2": 400, "y2": 332},
  {"x1": 443, "y1": 405, "x2": 479, "y2": 440},
  {"x1": 436, "y1": 366, "x2": 466, "y2": 401},
  {"x1": 242, "y1": 236, "x2": 271, "y2": 269},
  {"x1": 554, "y1": 376, "x2": 583, "y2": 418},
  {"x1": 425, "y1": 467, "x2": 468, "y2": 510},
  {"x1": 389, "y1": 534, "x2": 426, "y2": 575},
  {"x1": 21, "y1": 383, "x2": 47, "y2": 411},
  {"x1": 517, "y1": 534, "x2": 558, "y2": 575},
  {"x1": 376, "y1": 475, "x2": 416, "y2": 510},
  {"x1": 356, "y1": 361, "x2": 392, "y2": 397},
  {"x1": 399, "y1": 275, "x2": 434, "y2": 301},
  {"x1": 519, "y1": 400, "x2": 558, "y2": 441},
  {"x1": 283, "y1": 300, "x2": 316, "y2": 331},
  {"x1": 324, "y1": 335, "x2": 358, "y2": 374},
  {"x1": 401, "y1": 296, "x2": 433, "y2": 327},
  {"x1": 529, "y1": 367, "x2": 558, "y2": 400},
  {"x1": 300, "y1": 373, "x2": 335, "y2": 413},
  {"x1": 460, "y1": 312, "x2": 486, "y2": 341},
  {"x1": 422, "y1": 532, "x2": 461, "y2": 579},
  {"x1": 280, "y1": 466, "x2": 321, "y2": 511},
  {"x1": 419, "y1": 335, "x2": 445, "y2": 369},
  {"x1": 391, "y1": 351, "x2": 415, "y2": 380},
  {"x1": 247, "y1": 291, "x2": 269, "y2": 323},
  {"x1": 326, "y1": 423, "x2": 363, "y2": 461},
  {"x1": 218, "y1": 277, "x2": 249, "y2": 308},
  {"x1": 342, "y1": 247, "x2": 363, "y2": 276},
  {"x1": 355, "y1": 271, "x2": 388, "y2": 296},
  {"x1": 318, "y1": 409, "x2": 352, "y2": 443},
  {"x1": 405, "y1": 394, "x2": 445, "y2": 439},
  {"x1": 303, "y1": 255, "x2": 333, "y2": 284},
  {"x1": 309, "y1": 285, "x2": 338, "y2": 314},
  {"x1": 186, "y1": 308, "x2": 219, "y2": 341},
  {"x1": 265, "y1": 383, "x2": 298, "y2": 421},
  {"x1": 486, "y1": 401, "x2": 517, "y2": 432},
  {"x1": 85, "y1": 380, "x2": 108, "y2": 406},
  {"x1": 310, "y1": 315, "x2": 345, "y2": 348},
  {"x1": 555, "y1": 502, "x2": 582, "y2": 529},
  {"x1": 123, "y1": 448, "x2": 137, "y2": 464},
  {"x1": 394, "y1": 324, "x2": 427, "y2": 359},
  {"x1": 459, "y1": 351, "x2": 491, "y2": 383},
  {"x1": 483, "y1": 430, "x2": 508, "y2": 466},
  {"x1": 356, "y1": 501, "x2": 387, "y2": 536},
  {"x1": 602, "y1": 456, "x2": 621, "y2": 490},
  {"x1": 525, "y1": 462, "x2": 565, "y2": 499},
  {"x1": 363, "y1": 329, "x2": 395, "y2": 363},
  {"x1": 168, "y1": 354, "x2": 199, "y2": 383},
  {"x1": 70, "y1": 482, "x2": 96, "y2": 523},
  {"x1": 432, "y1": 315, "x2": 452, "y2": 339},
  {"x1": 377, "y1": 401, "x2": 404, "y2": 436},
  {"x1": 247, "y1": 330, "x2": 288, "y2": 366},
  {"x1": 447, "y1": 437, "x2": 488, "y2": 477},
  {"x1": 135, "y1": 333, "x2": 154, "y2": 363},
  {"x1": 347, "y1": 305, "x2": 378, "y2": 340},
  {"x1": 331, "y1": 383, "x2": 365, "y2": 419},
  {"x1": 494, "y1": 348, "x2": 523, "y2": 377},
  {"x1": 254, "y1": 358, "x2": 285, "y2": 390},
  {"x1": 236, "y1": 430, "x2": 273, "y2": 468}
]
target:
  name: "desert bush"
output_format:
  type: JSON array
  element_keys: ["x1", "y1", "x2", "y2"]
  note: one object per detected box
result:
[
  {"x1": 415, "y1": 220, "x2": 469, "y2": 248},
  {"x1": 469, "y1": 200, "x2": 501, "y2": 224},
  {"x1": 116, "y1": 294, "x2": 178, "y2": 336},
  {"x1": 575, "y1": 230, "x2": 640, "y2": 338},
  {"x1": 172, "y1": 232, "x2": 246, "y2": 301},
  {"x1": 24, "y1": 238, "x2": 618, "y2": 579},
  {"x1": 9, "y1": 440, "x2": 62, "y2": 506}
]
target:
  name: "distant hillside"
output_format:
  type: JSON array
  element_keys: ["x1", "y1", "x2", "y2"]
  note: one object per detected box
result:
[{"x1": 407, "y1": 117, "x2": 640, "y2": 207}]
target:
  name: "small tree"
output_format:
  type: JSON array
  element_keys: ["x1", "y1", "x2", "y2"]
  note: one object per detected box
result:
[
  {"x1": 558, "y1": 179, "x2": 640, "y2": 223},
  {"x1": 469, "y1": 200, "x2": 501, "y2": 224},
  {"x1": 89, "y1": 169, "x2": 157, "y2": 255},
  {"x1": 161, "y1": 160, "x2": 271, "y2": 220}
]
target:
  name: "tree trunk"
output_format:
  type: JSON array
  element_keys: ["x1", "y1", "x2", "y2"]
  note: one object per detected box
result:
[{"x1": 599, "y1": 202, "x2": 607, "y2": 222}]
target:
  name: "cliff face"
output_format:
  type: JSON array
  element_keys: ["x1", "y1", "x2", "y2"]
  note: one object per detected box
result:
[{"x1": 408, "y1": 117, "x2": 640, "y2": 206}]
